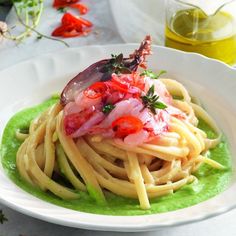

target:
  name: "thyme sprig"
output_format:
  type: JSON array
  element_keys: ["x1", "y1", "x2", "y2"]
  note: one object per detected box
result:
[
  {"x1": 141, "y1": 85, "x2": 167, "y2": 114},
  {"x1": 101, "y1": 53, "x2": 132, "y2": 75},
  {"x1": 140, "y1": 69, "x2": 166, "y2": 80},
  {"x1": 0, "y1": 210, "x2": 8, "y2": 224},
  {"x1": 13, "y1": 8, "x2": 69, "y2": 47},
  {"x1": 1, "y1": 1, "x2": 69, "y2": 47},
  {"x1": 11, "y1": 0, "x2": 44, "y2": 42}
]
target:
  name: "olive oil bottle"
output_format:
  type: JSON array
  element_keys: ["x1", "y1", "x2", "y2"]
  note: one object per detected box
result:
[{"x1": 165, "y1": 9, "x2": 236, "y2": 65}]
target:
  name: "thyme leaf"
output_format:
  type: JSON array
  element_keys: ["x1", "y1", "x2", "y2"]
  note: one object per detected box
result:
[
  {"x1": 100, "y1": 53, "x2": 132, "y2": 78},
  {"x1": 102, "y1": 104, "x2": 115, "y2": 114},
  {"x1": 141, "y1": 85, "x2": 167, "y2": 114},
  {"x1": 0, "y1": 210, "x2": 8, "y2": 224},
  {"x1": 140, "y1": 69, "x2": 166, "y2": 80},
  {"x1": 57, "y1": 7, "x2": 68, "y2": 13}
]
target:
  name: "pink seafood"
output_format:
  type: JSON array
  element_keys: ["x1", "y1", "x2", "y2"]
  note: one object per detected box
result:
[{"x1": 61, "y1": 35, "x2": 186, "y2": 146}]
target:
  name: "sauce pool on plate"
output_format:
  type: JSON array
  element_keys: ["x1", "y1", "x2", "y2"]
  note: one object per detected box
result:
[{"x1": 1, "y1": 97, "x2": 232, "y2": 215}]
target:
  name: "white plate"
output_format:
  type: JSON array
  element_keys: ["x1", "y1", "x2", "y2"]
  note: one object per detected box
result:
[{"x1": 0, "y1": 45, "x2": 236, "y2": 232}]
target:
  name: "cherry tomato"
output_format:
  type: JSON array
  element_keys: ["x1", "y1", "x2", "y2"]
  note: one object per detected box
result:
[
  {"x1": 83, "y1": 82, "x2": 107, "y2": 99},
  {"x1": 112, "y1": 115, "x2": 143, "y2": 138}
]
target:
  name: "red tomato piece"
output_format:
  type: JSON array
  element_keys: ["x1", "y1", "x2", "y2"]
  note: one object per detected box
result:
[
  {"x1": 64, "y1": 110, "x2": 93, "y2": 135},
  {"x1": 75, "y1": 16, "x2": 93, "y2": 27},
  {"x1": 61, "y1": 30, "x2": 86, "y2": 38},
  {"x1": 112, "y1": 115, "x2": 143, "y2": 138},
  {"x1": 53, "y1": 0, "x2": 78, "y2": 8},
  {"x1": 52, "y1": 13, "x2": 92, "y2": 38},
  {"x1": 62, "y1": 13, "x2": 92, "y2": 27},
  {"x1": 52, "y1": 24, "x2": 74, "y2": 37},
  {"x1": 83, "y1": 82, "x2": 107, "y2": 99},
  {"x1": 70, "y1": 3, "x2": 89, "y2": 15},
  {"x1": 61, "y1": 12, "x2": 79, "y2": 26},
  {"x1": 52, "y1": 24, "x2": 85, "y2": 37}
]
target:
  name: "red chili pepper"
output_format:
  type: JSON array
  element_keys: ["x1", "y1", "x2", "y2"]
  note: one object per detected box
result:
[
  {"x1": 53, "y1": 0, "x2": 79, "y2": 8},
  {"x1": 106, "y1": 74, "x2": 142, "y2": 96},
  {"x1": 70, "y1": 3, "x2": 89, "y2": 15},
  {"x1": 112, "y1": 115, "x2": 143, "y2": 138},
  {"x1": 64, "y1": 110, "x2": 93, "y2": 135},
  {"x1": 84, "y1": 82, "x2": 107, "y2": 99},
  {"x1": 105, "y1": 74, "x2": 130, "y2": 93}
]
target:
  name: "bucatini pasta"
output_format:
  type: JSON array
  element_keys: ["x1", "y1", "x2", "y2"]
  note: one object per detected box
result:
[{"x1": 15, "y1": 76, "x2": 223, "y2": 210}]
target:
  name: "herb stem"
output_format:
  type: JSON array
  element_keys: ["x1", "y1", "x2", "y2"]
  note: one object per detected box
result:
[
  {"x1": 12, "y1": 2, "x2": 43, "y2": 41},
  {"x1": 9, "y1": 4, "x2": 69, "y2": 47}
]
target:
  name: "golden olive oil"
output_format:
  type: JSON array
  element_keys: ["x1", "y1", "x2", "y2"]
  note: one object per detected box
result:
[{"x1": 165, "y1": 9, "x2": 236, "y2": 65}]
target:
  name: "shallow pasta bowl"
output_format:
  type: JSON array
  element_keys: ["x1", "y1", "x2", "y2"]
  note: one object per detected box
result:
[{"x1": 0, "y1": 45, "x2": 236, "y2": 232}]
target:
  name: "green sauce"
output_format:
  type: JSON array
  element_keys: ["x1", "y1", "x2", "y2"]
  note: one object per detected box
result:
[{"x1": 0, "y1": 98, "x2": 232, "y2": 215}]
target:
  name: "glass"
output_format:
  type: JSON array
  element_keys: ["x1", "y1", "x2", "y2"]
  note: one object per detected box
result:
[{"x1": 165, "y1": 0, "x2": 236, "y2": 65}]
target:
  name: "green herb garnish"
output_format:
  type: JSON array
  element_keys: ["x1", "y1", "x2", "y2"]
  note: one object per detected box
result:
[
  {"x1": 100, "y1": 53, "x2": 131, "y2": 78},
  {"x1": 140, "y1": 69, "x2": 166, "y2": 80},
  {"x1": 141, "y1": 85, "x2": 167, "y2": 114},
  {"x1": 3, "y1": 2, "x2": 69, "y2": 47},
  {"x1": 19, "y1": 128, "x2": 29, "y2": 134},
  {"x1": 102, "y1": 104, "x2": 115, "y2": 114},
  {"x1": 36, "y1": 35, "x2": 43, "y2": 40},
  {"x1": 0, "y1": 210, "x2": 8, "y2": 224},
  {"x1": 57, "y1": 7, "x2": 68, "y2": 13}
]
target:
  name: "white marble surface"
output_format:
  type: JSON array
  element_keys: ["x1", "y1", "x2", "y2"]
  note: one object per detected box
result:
[
  {"x1": 0, "y1": 0, "x2": 123, "y2": 70},
  {"x1": 0, "y1": 0, "x2": 236, "y2": 235}
]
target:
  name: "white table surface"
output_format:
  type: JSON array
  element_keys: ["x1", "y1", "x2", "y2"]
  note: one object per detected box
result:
[{"x1": 0, "y1": 0, "x2": 236, "y2": 235}]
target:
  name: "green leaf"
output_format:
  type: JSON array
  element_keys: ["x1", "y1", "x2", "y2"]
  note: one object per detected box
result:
[
  {"x1": 147, "y1": 85, "x2": 155, "y2": 97},
  {"x1": 115, "y1": 53, "x2": 123, "y2": 65},
  {"x1": 119, "y1": 67, "x2": 132, "y2": 74},
  {"x1": 57, "y1": 7, "x2": 68, "y2": 13},
  {"x1": 0, "y1": 210, "x2": 8, "y2": 224},
  {"x1": 100, "y1": 53, "x2": 131, "y2": 78},
  {"x1": 27, "y1": 2, "x2": 34, "y2": 7},
  {"x1": 153, "y1": 101, "x2": 167, "y2": 109},
  {"x1": 141, "y1": 69, "x2": 167, "y2": 80},
  {"x1": 37, "y1": 35, "x2": 43, "y2": 40},
  {"x1": 102, "y1": 104, "x2": 115, "y2": 114}
]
